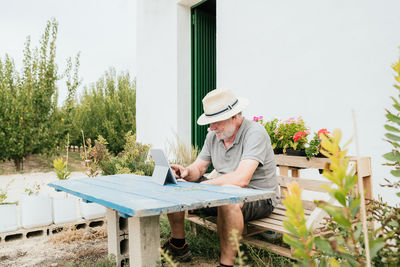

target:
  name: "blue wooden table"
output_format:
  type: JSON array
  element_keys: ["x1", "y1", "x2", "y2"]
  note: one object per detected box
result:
[{"x1": 48, "y1": 174, "x2": 274, "y2": 267}]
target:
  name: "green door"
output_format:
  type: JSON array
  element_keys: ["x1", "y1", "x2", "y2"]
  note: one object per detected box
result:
[{"x1": 191, "y1": 0, "x2": 216, "y2": 150}]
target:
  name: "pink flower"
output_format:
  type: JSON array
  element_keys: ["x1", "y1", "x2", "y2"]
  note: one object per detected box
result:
[
  {"x1": 318, "y1": 129, "x2": 330, "y2": 137},
  {"x1": 253, "y1": 116, "x2": 264, "y2": 122}
]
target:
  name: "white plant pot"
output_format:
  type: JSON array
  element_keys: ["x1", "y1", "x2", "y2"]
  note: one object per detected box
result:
[
  {"x1": 0, "y1": 204, "x2": 18, "y2": 233},
  {"x1": 20, "y1": 194, "x2": 52, "y2": 229},
  {"x1": 79, "y1": 200, "x2": 106, "y2": 220},
  {"x1": 53, "y1": 197, "x2": 79, "y2": 224}
]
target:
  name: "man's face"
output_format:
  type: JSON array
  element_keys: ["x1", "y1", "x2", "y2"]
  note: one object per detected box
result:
[{"x1": 209, "y1": 117, "x2": 236, "y2": 140}]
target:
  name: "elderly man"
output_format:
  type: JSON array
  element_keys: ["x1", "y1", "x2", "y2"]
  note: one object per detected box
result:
[{"x1": 163, "y1": 88, "x2": 280, "y2": 267}]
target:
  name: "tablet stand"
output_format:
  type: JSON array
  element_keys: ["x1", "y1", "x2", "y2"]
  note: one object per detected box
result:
[{"x1": 151, "y1": 165, "x2": 177, "y2": 185}]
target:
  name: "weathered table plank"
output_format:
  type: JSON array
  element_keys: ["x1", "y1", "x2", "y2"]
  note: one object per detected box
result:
[
  {"x1": 48, "y1": 174, "x2": 274, "y2": 267},
  {"x1": 49, "y1": 174, "x2": 272, "y2": 217}
]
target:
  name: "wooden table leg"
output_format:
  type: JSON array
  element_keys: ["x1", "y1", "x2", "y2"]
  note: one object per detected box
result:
[
  {"x1": 128, "y1": 215, "x2": 160, "y2": 267},
  {"x1": 107, "y1": 208, "x2": 124, "y2": 266}
]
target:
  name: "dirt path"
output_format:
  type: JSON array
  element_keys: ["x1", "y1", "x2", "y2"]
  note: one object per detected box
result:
[
  {"x1": 0, "y1": 227, "x2": 108, "y2": 267},
  {"x1": 0, "y1": 225, "x2": 218, "y2": 267}
]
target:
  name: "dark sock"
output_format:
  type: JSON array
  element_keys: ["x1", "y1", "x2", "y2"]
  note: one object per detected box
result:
[
  {"x1": 170, "y1": 237, "x2": 185, "y2": 248},
  {"x1": 219, "y1": 263, "x2": 233, "y2": 267}
]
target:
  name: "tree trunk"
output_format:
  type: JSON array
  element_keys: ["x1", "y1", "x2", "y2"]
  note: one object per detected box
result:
[{"x1": 13, "y1": 158, "x2": 23, "y2": 171}]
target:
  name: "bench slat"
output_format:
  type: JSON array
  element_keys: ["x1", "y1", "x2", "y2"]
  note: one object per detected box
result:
[
  {"x1": 247, "y1": 220, "x2": 288, "y2": 234},
  {"x1": 278, "y1": 176, "x2": 332, "y2": 192}
]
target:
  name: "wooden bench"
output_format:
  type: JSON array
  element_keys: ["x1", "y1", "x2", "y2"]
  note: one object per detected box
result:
[{"x1": 186, "y1": 155, "x2": 373, "y2": 258}]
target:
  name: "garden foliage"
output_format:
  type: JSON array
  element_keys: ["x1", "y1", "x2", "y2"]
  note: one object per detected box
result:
[
  {"x1": 53, "y1": 157, "x2": 71, "y2": 180},
  {"x1": 371, "y1": 47, "x2": 400, "y2": 266},
  {"x1": 0, "y1": 179, "x2": 14, "y2": 204},
  {"x1": 0, "y1": 19, "x2": 65, "y2": 170},
  {"x1": 81, "y1": 131, "x2": 154, "y2": 177},
  {"x1": 0, "y1": 19, "x2": 137, "y2": 171},
  {"x1": 69, "y1": 68, "x2": 136, "y2": 154},
  {"x1": 383, "y1": 48, "x2": 400, "y2": 194},
  {"x1": 283, "y1": 129, "x2": 385, "y2": 267},
  {"x1": 167, "y1": 134, "x2": 200, "y2": 166}
]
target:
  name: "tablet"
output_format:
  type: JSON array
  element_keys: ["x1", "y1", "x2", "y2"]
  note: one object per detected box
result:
[{"x1": 149, "y1": 149, "x2": 177, "y2": 185}]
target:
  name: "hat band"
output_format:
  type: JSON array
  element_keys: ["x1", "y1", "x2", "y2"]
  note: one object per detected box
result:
[{"x1": 205, "y1": 99, "x2": 239, "y2": 117}]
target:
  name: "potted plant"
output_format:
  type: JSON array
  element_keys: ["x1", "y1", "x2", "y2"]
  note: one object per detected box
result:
[
  {"x1": 52, "y1": 154, "x2": 80, "y2": 224},
  {"x1": 78, "y1": 133, "x2": 106, "y2": 220},
  {"x1": 253, "y1": 116, "x2": 281, "y2": 154},
  {"x1": 20, "y1": 183, "x2": 53, "y2": 228},
  {"x1": 288, "y1": 130, "x2": 310, "y2": 156},
  {"x1": 305, "y1": 129, "x2": 330, "y2": 159},
  {"x1": 0, "y1": 179, "x2": 18, "y2": 233},
  {"x1": 275, "y1": 117, "x2": 309, "y2": 155}
]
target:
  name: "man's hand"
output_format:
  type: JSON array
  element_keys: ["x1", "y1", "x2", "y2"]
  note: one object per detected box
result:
[{"x1": 170, "y1": 164, "x2": 189, "y2": 179}]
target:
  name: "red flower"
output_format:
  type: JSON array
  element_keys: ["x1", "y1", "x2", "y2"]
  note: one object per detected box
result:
[
  {"x1": 293, "y1": 131, "x2": 308, "y2": 142},
  {"x1": 318, "y1": 128, "x2": 330, "y2": 137}
]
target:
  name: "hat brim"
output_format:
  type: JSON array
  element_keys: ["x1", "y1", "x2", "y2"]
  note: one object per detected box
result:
[{"x1": 197, "y1": 97, "x2": 249, "y2": 125}]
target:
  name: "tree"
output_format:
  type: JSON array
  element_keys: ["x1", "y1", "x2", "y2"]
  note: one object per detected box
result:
[
  {"x1": 70, "y1": 68, "x2": 136, "y2": 154},
  {"x1": 0, "y1": 19, "x2": 63, "y2": 170}
]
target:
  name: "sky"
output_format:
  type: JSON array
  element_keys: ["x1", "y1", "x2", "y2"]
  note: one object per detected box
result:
[{"x1": 0, "y1": 0, "x2": 136, "y2": 105}]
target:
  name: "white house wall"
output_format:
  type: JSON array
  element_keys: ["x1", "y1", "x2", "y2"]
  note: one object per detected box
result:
[
  {"x1": 136, "y1": 0, "x2": 195, "y2": 152},
  {"x1": 216, "y1": 0, "x2": 400, "y2": 204},
  {"x1": 136, "y1": 0, "x2": 179, "y2": 149},
  {"x1": 136, "y1": 0, "x2": 400, "y2": 204}
]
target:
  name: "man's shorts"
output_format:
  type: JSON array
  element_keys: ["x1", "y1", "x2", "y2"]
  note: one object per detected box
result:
[{"x1": 193, "y1": 176, "x2": 274, "y2": 222}]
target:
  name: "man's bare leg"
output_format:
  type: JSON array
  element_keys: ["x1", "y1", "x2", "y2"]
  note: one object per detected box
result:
[
  {"x1": 217, "y1": 203, "x2": 244, "y2": 266},
  {"x1": 167, "y1": 211, "x2": 185, "y2": 238}
]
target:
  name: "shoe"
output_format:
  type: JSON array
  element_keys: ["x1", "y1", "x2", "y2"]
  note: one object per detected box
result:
[
  {"x1": 161, "y1": 238, "x2": 192, "y2": 262},
  {"x1": 259, "y1": 230, "x2": 282, "y2": 241}
]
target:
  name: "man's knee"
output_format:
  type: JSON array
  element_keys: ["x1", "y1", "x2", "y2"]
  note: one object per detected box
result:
[{"x1": 218, "y1": 203, "x2": 243, "y2": 215}]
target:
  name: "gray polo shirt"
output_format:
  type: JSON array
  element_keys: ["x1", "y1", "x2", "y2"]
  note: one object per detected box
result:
[{"x1": 198, "y1": 118, "x2": 280, "y2": 207}]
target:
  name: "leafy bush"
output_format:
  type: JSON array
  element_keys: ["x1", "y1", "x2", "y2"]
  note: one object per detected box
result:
[
  {"x1": 82, "y1": 132, "x2": 154, "y2": 176},
  {"x1": 69, "y1": 68, "x2": 136, "y2": 154},
  {"x1": 283, "y1": 129, "x2": 384, "y2": 266},
  {"x1": 383, "y1": 47, "x2": 400, "y2": 193},
  {"x1": 0, "y1": 19, "x2": 68, "y2": 170},
  {"x1": 371, "y1": 47, "x2": 400, "y2": 266},
  {"x1": 370, "y1": 198, "x2": 400, "y2": 266}
]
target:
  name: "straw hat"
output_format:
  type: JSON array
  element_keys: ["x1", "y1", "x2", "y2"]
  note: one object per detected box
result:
[{"x1": 197, "y1": 88, "x2": 249, "y2": 125}]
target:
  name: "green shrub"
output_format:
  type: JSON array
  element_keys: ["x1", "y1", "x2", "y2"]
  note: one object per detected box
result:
[
  {"x1": 70, "y1": 68, "x2": 136, "y2": 154},
  {"x1": 82, "y1": 132, "x2": 154, "y2": 177}
]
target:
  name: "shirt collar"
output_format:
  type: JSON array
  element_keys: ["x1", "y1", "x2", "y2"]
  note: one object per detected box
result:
[{"x1": 232, "y1": 118, "x2": 248, "y2": 145}]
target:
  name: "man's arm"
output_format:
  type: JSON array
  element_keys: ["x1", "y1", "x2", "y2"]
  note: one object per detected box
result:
[
  {"x1": 170, "y1": 158, "x2": 210, "y2": 182},
  {"x1": 201, "y1": 159, "x2": 259, "y2": 187}
]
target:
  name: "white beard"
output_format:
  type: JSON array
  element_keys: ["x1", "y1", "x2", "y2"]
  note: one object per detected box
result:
[{"x1": 215, "y1": 123, "x2": 236, "y2": 140}]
